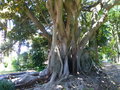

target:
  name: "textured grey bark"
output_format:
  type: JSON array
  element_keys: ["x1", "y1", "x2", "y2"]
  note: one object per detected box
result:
[{"x1": 46, "y1": 0, "x2": 120, "y2": 82}]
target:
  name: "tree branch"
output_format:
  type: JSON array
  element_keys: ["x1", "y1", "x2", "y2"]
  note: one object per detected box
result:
[
  {"x1": 79, "y1": 0, "x2": 120, "y2": 49},
  {"x1": 25, "y1": 6, "x2": 52, "y2": 42},
  {"x1": 82, "y1": 0, "x2": 120, "y2": 12},
  {"x1": 81, "y1": 0, "x2": 101, "y2": 11},
  {"x1": 0, "y1": 41, "x2": 17, "y2": 54},
  {"x1": 0, "y1": 22, "x2": 7, "y2": 30}
]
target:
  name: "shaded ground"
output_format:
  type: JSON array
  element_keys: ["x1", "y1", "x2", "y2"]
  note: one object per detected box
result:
[
  {"x1": 24, "y1": 64, "x2": 120, "y2": 90},
  {"x1": 24, "y1": 72, "x2": 116, "y2": 90},
  {"x1": 1, "y1": 64, "x2": 120, "y2": 90},
  {"x1": 103, "y1": 63, "x2": 120, "y2": 90}
]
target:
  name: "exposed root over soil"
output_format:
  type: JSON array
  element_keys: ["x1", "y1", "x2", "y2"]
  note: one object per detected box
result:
[
  {"x1": 0, "y1": 65, "x2": 119, "y2": 90},
  {"x1": 25, "y1": 71, "x2": 117, "y2": 90}
]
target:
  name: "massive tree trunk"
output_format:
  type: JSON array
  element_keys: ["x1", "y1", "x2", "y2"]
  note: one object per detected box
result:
[
  {"x1": 46, "y1": 0, "x2": 81, "y2": 82},
  {"x1": 46, "y1": 0, "x2": 120, "y2": 82}
]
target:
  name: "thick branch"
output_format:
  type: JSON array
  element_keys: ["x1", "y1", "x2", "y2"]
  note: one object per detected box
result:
[
  {"x1": 0, "y1": 22, "x2": 6, "y2": 29},
  {"x1": 25, "y1": 6, "x2": 52, "y2": 42},
  {"x1": 0, "y1": 41, "x2": 17, "y2": 53},
  {"x1": 79, "y1": 0, "x2": 120, "y2": 48},
  {"x1": 82, "y1": 0, "x2": 120, "y2": 11},
  {"x1": 82, "y1": 0, "x2": 101, "y2": 11}
]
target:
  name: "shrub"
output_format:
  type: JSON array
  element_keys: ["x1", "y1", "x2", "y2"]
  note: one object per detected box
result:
[
  {"x1": 29, "y1": 37, "x2": 48, "y2": 71},
  {"x1": 12, "y1": 60, "x2": 21, "y2": 71},
  {"x1": 12, "y1": 37, "x2": 48, "y2": 71},
  {"x1": 4, "y1": 62, "x2": 8, "y2": 68},
  {"x1": 0, "y1": 79, "x2": 15, "y2": 90}
]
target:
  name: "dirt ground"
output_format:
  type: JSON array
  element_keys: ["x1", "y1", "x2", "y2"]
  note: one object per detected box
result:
[
  {"x1": 103, "y1": 63, "x2": 120, "y2": 90},
  {"x1": 7, "y1": 63, "x2": 118, "y2": 90},
  {"x1": 16, "y1": 64, "x2": 120, "y2": 90}
]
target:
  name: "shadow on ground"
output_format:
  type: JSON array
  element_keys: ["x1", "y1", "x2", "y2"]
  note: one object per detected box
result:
[{"x1": 103, "y1": 64, "x2": 120, "y2": 90}]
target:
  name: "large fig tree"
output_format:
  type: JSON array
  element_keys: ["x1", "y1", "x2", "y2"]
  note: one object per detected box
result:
[
  {"x1": 45, "y1": 0, "x2": 120, "y2": 82},
  {"x1": 0, "y1": 0, "x2": 120, "y2": 86}
]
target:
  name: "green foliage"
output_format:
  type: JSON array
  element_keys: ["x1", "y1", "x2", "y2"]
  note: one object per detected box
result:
[
  {"x1": 30, "y1": 37, "x2": 48, "y2": 67},
  {"x1": 29, "y1": 37, "x2": 48, "y2": 71},
  {"x1": 7, "y1": 15, "x2": 37, "y2": 41},
  {"x1": 97, "y1": 24, "x2": 117, "y2": 62},
  {"x1": 97, "y1": 24, "x2": 111, "y2": 47},
  {"x1": 12, "y1": 37, "x2": 48, "y2": 71},
  {"x1": 96, "y1": 6, "x2": 120, "y2": 63},
  {"x1": 0, "y1": 40, "x2": 14, "y2": 55},
  {"x1": 4, "y1": 62, "x2": 8, "y2": 68},
  {"x1": 0, "y1": 79, "x2": 15, "y2": 90},
  {"x1": 12, "y1": 60, "x2": 21, "y2": 71}
]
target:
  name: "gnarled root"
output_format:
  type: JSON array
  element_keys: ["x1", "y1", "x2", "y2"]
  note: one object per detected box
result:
[{"x1": 10, "y1": 68, "x2": 51, "y2": 88}]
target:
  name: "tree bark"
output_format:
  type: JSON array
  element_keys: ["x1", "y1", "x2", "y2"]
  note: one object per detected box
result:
[
  {"x1": 46, "y1": 0, "x2": 120, "y2": 82},
  {"x1": 24, "y1": 5, "x2": 52, "y2": 43}
]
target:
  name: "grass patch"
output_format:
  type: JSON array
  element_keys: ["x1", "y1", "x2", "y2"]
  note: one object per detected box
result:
[
  {"x1": 0, "y1": 70, "x2": 19, "y2": 75},
  {"x1": 0, "y1": 79, "x2": 15, "y2": 90}
]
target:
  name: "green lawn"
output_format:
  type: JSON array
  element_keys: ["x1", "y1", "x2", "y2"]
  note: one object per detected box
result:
[{"x1": 0, "y1": 70, "x2": 19, "y2": 75}]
